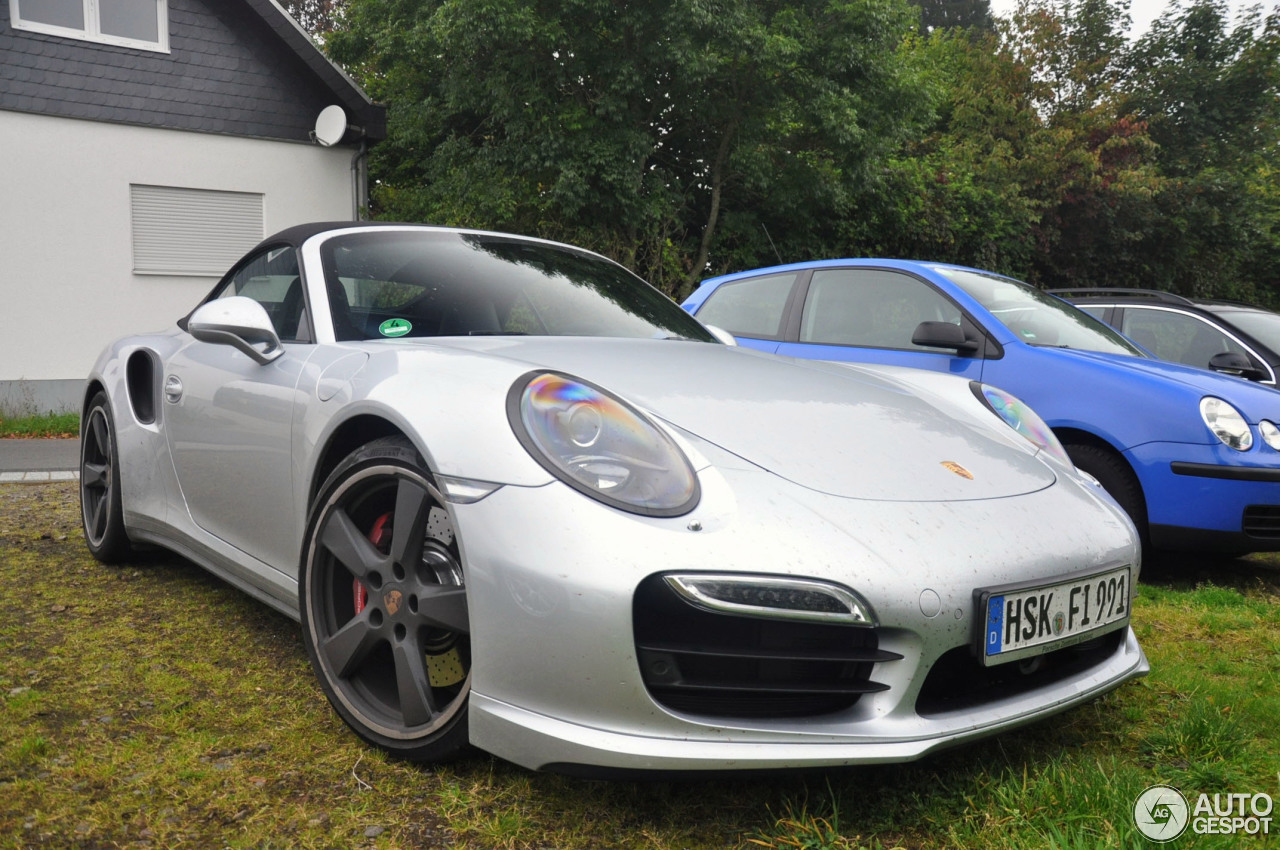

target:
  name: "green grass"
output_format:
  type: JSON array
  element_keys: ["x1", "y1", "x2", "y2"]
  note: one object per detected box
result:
[
  {"x1": 0, "y1": 412, "x2": 78, "y2": 438},
  {"x1": 2, "y1": 482, "x2": 1278, "y2": 848}
]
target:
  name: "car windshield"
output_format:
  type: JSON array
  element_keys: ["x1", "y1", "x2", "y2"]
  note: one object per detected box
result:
[
  {"x1": 318, "y1": 230, "x2": 716, "y2": 343},
  {"x1": 934, "y1": 267, "x2": 1146, "y2": 357},
  {"x1": 1213, "y1": 308, "x2": 1280, "y2": 351}
]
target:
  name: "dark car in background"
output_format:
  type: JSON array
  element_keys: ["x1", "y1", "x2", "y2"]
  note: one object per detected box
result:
[{"x1": 1051, "y1": 288, "x2": 1280, "y2": 387}]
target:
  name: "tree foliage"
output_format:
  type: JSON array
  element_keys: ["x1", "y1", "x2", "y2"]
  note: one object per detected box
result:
[
  {"x1": 1119, "y1": 0, "x2": 1280, "y2": 299},
  {"x1": 859, "y1": 0, "x2": 1280, "y2": 297},
  {"x1": 323, "y1": 0, "x2": 1280, "y2": 303},
  {"x1": 280, "y1": 0, "x2": 346, "y2": 37},
  {"x1": 910, "y1": 0, "x2": 994, "y2": 34},
  {"x1": 327, "y1": 0, "x2": 926, "y2": 295},
  {"x1": 863, "y1": 3, "x2": 1159, "y2": 285}
]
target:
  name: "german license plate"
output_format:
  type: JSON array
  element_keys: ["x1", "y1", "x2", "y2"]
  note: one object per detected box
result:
[{"x1": 976, "y1": 566, "x2": 1131, "y2": 666}]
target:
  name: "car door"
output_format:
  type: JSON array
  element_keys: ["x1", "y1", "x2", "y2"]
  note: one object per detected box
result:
[
  {"x1": 164, "y1": 245, "x2": 313, "y2": 573},
  {"x1": 1116, "y1": 306, "x2": 1262, "y2": 374},
  {"x1": 774, "y1": 267, "x2": 988, "y2": 380},
  {"x1": 688, "y1": 271, "x2": 801, "y2": 354}
]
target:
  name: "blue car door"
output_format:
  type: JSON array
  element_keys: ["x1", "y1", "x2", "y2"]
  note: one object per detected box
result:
[
  {"x1": 773, "y1": 267, "x2": 988, "y2": 380},
  {"x1": 686, "y1": 270, "x2": 805, "y2": 354}
]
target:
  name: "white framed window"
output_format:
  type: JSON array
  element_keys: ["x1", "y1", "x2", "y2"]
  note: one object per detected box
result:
[
  {"x1": 131, "y1": 185, "x2": 264, "y2": 276},
  {"x1": 11, "y1": 0, "x2": 169, "y2": 53}
]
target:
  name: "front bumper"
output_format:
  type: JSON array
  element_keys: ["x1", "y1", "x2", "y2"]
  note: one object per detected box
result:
[
  {"x1": 473, "y1": 628, "x2": 1146, "y2": 774},
  {"x1": 1128, "y1": 441, "x2": 1280, "y2": 550},
  {"x1": 449, "y1": 453, "x2": 1147, "y2": 772}
]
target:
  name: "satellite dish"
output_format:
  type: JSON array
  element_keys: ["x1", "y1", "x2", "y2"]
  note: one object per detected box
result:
[{"x1": 314, "y1": 105, "x2": 348, "y2": 147}]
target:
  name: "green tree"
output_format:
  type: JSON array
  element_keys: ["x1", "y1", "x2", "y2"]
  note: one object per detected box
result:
[
  {"x1": 327, "y1": 0, "x2": 926, "y2": 295},
  {"x1": 869, "y1": 5, "x2": 1160, "y2": 286},
  {"x1": 863, "y1": 28, "x2": 1044, "y2": 272},
  {"x1": 281, "y1": 0, "x2": 346, "y2": 37},
  {"x1": 1120, "y1": 0, "x2": 1280, "y2": 299},
  {"x1": 1003, "y1": 0, "x2": 1163, "y2": 287},
  {"x1": 1002, "y1": 0, "x2": 1130, "y2": 115},
  {"x1": 911, "y1": 0, "x2": 994, "y2": 34}
]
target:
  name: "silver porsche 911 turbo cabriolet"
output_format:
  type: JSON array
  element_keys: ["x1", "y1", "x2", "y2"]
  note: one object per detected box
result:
[{"x1": 81, "y1": 222, "x2": 1147, "y2": 774}]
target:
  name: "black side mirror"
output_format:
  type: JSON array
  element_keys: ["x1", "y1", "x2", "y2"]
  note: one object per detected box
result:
[
  {"x1": 912, "y1": 321, "x2": 980, "y2": 354},
  {"x1": 1208, "y1": 351, "x2": 1266, "y2": 381}
]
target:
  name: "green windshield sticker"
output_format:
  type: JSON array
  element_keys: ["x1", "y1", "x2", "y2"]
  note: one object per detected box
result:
[{"x1": 379, "y1": 318, "x2": 412, "y2": 338}]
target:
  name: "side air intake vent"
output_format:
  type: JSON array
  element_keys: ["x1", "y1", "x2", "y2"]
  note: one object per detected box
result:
[{"x1": 125, "y1": 350, "x2": 158, "y2": 425}]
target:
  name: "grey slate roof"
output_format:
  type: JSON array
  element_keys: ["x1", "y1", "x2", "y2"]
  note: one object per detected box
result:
[{"x1": 0, "y1": 0, "x2": 385, "y2": 144}]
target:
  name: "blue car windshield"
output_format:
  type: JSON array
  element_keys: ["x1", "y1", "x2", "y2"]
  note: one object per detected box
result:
[{"x1": 934, "y1": 267, "x2": 1146, "y2": 357}]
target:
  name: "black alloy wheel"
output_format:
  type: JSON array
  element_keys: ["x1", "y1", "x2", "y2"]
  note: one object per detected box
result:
[
  {"x1": 80, "y1": 392, "x2": 132, "y2": 563},
  {"x1": 300, "y1": 437, "x2": 472, "y2": 761}
]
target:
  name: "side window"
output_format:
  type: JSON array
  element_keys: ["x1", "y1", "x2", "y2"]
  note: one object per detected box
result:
[
  {"x1": 11, "y1": 0, "x2": 169, "y2": 52},
  {"x1": 696, "y1": 273, "x2": 797, "y2": 339},
  {"x1": 212, "y1": 247, "x2": 309, "y2": 342},
  {"x1": 799, "y1": 269, "x2": 962, "y2": 349},
  {"x1": 1121, "y1": 309, "x2": 1247, "y2": 369}
]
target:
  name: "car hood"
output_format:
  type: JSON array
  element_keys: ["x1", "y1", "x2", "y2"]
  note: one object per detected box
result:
[
  {"x1": 424, "y1": 337, "x2": 1056, "y2": 502},
  {"x1": 1034, "y1": 346, "x2": 1280, "y2": 419}
]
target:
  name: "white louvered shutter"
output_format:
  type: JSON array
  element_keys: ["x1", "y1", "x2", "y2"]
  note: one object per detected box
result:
[{"x1": 131, "y1": 185, "x2": 263, "y2": 275}]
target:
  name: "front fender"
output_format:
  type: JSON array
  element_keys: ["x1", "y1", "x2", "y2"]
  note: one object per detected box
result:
[{"x1": 301, "y1": 345, "x2": 555, "y2": 496}]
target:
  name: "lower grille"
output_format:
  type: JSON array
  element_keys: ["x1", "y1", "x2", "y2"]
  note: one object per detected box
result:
[
  {"x1": 633, "y1": 575, "x2": 900, "y2": 718},
  {"x1": 1243, "y1": 505, "x2": 1280, "y2": 538},
  {"x1": 915, "y1": 630, "x2": 1124, "y2": 717}
]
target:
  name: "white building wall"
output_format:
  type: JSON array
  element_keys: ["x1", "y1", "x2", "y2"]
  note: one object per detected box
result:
[{"x1": 1, "y1": 110, "x2": 357, "y2": 406}]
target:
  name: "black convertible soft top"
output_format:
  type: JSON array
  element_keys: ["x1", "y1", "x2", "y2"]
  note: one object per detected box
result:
[{"x1": 256, "y1": 221, "x2": 431, "y2": 250}]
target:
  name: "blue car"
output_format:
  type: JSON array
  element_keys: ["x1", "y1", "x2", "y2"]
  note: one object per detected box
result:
[{"x1": 683, "y1": 259, "x2": 1280, "y2": 556}]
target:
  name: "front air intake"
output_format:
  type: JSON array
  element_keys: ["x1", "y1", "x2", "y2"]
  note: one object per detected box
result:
[
  {"x1": 1243, "y1": 505, "x2": 1280, "y2": 539},
  {"x1": 633, "y1": 574, "x2": 900, "y2": 718}
]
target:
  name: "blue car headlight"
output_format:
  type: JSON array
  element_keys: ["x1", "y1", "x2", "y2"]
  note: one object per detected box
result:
[
  {"x1": 507, "y1": 372, "x2": 700, "y2": 516},
  {"x1": 1260, "y1": 420, "x2": 1280, "y2": 451},
  {"x1": 1201, "y1": 397, "x2": 1253, "y2": 451},
  {"x1": 971, "y1": 382, "x2": 1072, "y2": 466}
]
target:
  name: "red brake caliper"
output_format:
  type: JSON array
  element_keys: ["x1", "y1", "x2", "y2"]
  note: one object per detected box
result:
[{"x1": 353, "y1": 512, "x2": 392, "y2": 615}]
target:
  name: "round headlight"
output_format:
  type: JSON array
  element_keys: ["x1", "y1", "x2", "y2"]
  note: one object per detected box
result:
[
  {"x1": 1200, "y1": 397, "x2": 1253, "y2": 451},
  {"x1": 971, "y1": 382, "x2": 1072, "y2": 466},
  {"x1": 508, "y1": 372, "x2": 700, "y2": 516},
  {"x1": 1259, "y1": 420, "x2": 1280, "y2": 451}
]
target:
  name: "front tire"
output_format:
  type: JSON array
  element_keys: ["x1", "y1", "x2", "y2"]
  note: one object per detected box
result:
[
  {"x1": 80, "y1": 392, "x2": 132, "y2": 563},
  {"x1": 1064, "y1": 442, "x2": 1148, "y2": 544},
  {"x1": 300, "y1": 438, "x2": 471, "y2": 762}
]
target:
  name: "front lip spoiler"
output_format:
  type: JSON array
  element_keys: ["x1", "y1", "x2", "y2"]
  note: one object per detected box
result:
[
  {"x1": 468, "y1": 630, "x2": 1149, "y2": 773},
  {"x1": 1170, "y1": 461, "x2": 1280, "y2": 482}
]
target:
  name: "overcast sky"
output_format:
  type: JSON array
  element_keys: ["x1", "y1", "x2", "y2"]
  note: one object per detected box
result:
[{"x1": 985, "y1": 0, "x2": 1272, "y2": 39}]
